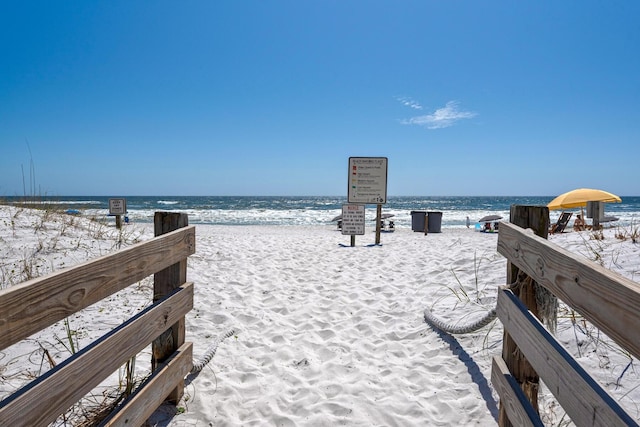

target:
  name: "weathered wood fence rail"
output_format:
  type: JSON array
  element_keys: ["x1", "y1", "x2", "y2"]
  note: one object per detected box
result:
[
  {"x1": 494, "y1": 216, "x2": 640, "y2": 426},
  {"x1": 0, "y1": 212, "x2": 195, "y2": 427}
]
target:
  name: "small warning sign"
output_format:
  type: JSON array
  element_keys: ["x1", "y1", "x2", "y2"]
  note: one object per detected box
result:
[
  {"x1": 108, "y1": 198, "x2": 127, "y2": 216},
  {"x1": 341, "y1": 204, "x2": 365, "y2": 235}
]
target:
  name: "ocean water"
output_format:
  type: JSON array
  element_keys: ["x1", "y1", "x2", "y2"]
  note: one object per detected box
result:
[{"x1": 4, "y1": 196, "x2": 640, "y2": 229}]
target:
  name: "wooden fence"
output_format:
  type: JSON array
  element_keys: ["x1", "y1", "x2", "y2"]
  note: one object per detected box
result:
[
  {"x1": 0, "y1": 212, "x2": 195, "y2": 427},
  {"x1": 493, "y1": 215, "x2": 640, "y2": 426}
]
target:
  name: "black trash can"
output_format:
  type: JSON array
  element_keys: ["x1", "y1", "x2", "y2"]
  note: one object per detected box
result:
[
  {"x1": 411, "y1": 211, "x2": 427, "y2": 232},
  {"x1": 427, "y1": 211, "x2": 443, "y2": 233}
]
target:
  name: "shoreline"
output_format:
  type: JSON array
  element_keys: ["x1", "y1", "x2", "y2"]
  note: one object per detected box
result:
[{"x1": 3, "y1": 195, "x2": 639, "y2": 230}]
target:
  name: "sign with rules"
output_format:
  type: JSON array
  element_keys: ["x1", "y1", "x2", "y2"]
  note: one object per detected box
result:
[
  {"x1": 348, "y1": 157, "x2": 388, "y2": 204},
  {"x1": 341, "y1": 204, "x2": 365, "y2": 236}
]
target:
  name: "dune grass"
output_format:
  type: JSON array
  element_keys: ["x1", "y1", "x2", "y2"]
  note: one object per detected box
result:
[{"x1": 0, "y1": 205, "x2": 151, "y2": 426}]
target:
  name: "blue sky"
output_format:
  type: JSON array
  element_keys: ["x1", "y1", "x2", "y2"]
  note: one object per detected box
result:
[{"x1": 1, "y1": 1, "x2": 639, "y2": 197}]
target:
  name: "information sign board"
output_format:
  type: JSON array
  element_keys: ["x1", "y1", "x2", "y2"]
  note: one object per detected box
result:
[
  {"x1": 108, "y1": 198, "x2": 127, "y2": 216},
  {"x1": 341, "y1": 204, "x2": 365, "y2": 236},
  {"x1": 348, "y1": 157, "x2": 388, "y2": 204}
]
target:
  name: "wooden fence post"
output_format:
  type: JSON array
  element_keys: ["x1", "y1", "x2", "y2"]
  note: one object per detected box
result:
[
  {"x1": 498, "y1": 205, "x2": 549, "y2": 427},
  {"x1": 152, "y1": 211, "x2": 189, "y2": 404},
  {"x1": 375, "y1": 204, "x2": 382, "y2": 245}
]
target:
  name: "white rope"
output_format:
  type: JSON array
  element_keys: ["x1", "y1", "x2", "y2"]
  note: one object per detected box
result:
[
  {"x1": 190, "y1": 328, "x2": 236, "y2": 374},
  {"x1": 423, "y1": 273, "x2": 517, "y2": 335},
  {"x1": 423, "y1": 272, "x2": 557, "y2": 335},
  {"x1": 423, "y1": 307, "x2": 497, "y2": 334}
]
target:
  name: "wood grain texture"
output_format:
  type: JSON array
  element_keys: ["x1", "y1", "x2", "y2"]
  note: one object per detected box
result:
[
  {"x1": 0, "y1": 226, "x2": 195, "y2": 351},
  {"x1": 0, "y1": 283, "x2": 194, "y2": 427},
  {"x1": 152, "y1": 212, "x2": 189, "y2": 403},
  {"x1": 491, "y1": 356, "x2": 544, "y2": 427},
  {"x1": 497, "y1": 221, "x2": 640, "y2": 361},
  {"x1": 497, "y1": 288, "x2": 638, "y2": 427},
  {"x1": 99, "y1": 343, "x2": 193, "y2": 427},
  {"x1": 498, "y1": 205, "x2": 548, "y2": 427}
]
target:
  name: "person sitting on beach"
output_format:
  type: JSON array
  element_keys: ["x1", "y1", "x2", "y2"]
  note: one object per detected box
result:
[{"x1": 573, "y1": 214, "x2": 585, "y2": 231}]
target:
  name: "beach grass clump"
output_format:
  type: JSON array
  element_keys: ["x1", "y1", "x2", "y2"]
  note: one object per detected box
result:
[
  {"x1": 615, "y1": 221, "x2": 640, "y2": 244},
  {"x1": 30, "y1": 313, "x2": 152, "y2": 426},
  {"x1": 445, "y1": 250, "x2": 496, "y2": 304},
  {"x1": 549, "y1": 303, "x2": 640, "y2": 424}
]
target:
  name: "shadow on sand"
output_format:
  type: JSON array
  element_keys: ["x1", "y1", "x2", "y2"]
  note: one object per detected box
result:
[{"x1": 431, "y1": 326, "x2": 500, "y2": 422}]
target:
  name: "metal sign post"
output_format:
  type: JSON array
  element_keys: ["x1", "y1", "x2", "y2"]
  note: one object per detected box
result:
[{"x1": 348, "y1": 157, "x2": 388, "y2": 245}]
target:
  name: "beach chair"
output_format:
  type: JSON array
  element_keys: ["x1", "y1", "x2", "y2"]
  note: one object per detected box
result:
[{"x1": 550, "y1": 211, "x2": 572, "y2": 234}]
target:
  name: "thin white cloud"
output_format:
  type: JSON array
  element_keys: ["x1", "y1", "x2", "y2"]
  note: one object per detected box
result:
[
  {"x1": 401, "y1": 100, "x2": 477, "y2": 129},
  {"x1": 396, "y1": 96, "x2": 423, "y2": 110}
]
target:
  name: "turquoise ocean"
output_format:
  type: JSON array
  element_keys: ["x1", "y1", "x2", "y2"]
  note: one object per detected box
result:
[{"x1": 5, "y1": 196, "x2": 640, "y2": 230}]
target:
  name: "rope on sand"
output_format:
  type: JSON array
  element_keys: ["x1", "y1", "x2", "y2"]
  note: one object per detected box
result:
[
  {"x1": 190, "y1": 328, "x2": 237, "y2": 374},
  {"x1": 423, "y1": 307, "x2": 497, "y2": 334},
  {"x1": 423, "y1": 272, "x2": 522, "y2": 335},
  {"x1": 423, "y1": 271, "x2": 558, "y2": 335}
]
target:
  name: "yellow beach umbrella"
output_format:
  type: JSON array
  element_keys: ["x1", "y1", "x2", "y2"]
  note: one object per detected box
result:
[{"x1": 547, "y1": 188, "x2": 622, "y2": 210}]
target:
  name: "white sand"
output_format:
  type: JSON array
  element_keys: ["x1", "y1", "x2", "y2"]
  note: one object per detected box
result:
[{"x1": 1, "y1": 206, "x2": 639, "y2": 426}]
